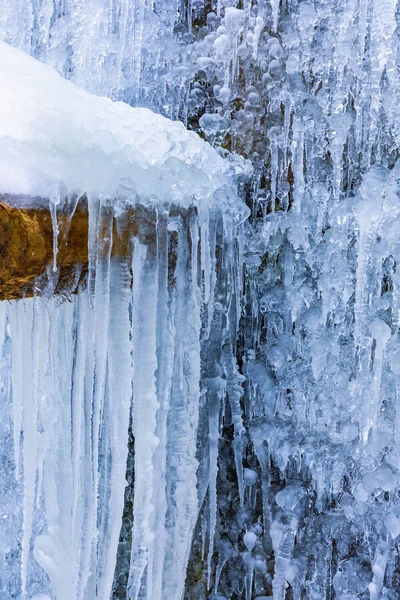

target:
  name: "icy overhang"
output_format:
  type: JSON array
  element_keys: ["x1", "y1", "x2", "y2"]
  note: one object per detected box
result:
[{"x1": 0, "y1": 41, "x2": 246, "y2": 217}]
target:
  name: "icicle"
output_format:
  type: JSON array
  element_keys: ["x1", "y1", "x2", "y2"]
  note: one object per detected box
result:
[
  {"x1": 96, "y1": 252, "x2": 133, "y2": 599},
  {"x1": 268, "y1": 128, "x2": 280, "y2": 212},
  {"x1": 291, "y1": 117, "x2": 305, "y2": 215},
  {"x1": 70, "y1": 293, "x2": 93, "y2": 600},
  {"x1": 271, "y1": 519, "x2": 296, "y2": 600},
  {"x1": 49, "y1": 195, "x2": 60, "y2": 273},
  {"x1": 9, "y1": 302, "x2": 23, "y2": 481},
  {"x1": 270, "y1": 0, "x2": 280, "y2": 32},
  {"x1": 369, "y1": 537, "x2": 389, "y2": 599},
  {"x1": 87, "y1": 194, "x2": 100, "y2": 305},
  {"x1": 366, "y1": 319, "x2": 391, "y2": 442},
  {"x1": 207, "y1": 383, "x2": 223, "y2": 590},
  {"x1": 329, "y1": 113, "x2": 353, "y2": 201},
  {"x1": 215, "y1": 538, "x2": 234, "y2": 594},
  {"x1": 243, "y1": 551, "x2": 254, "y2": 600},
  {"x1": 91, "y1": 200, "x2": 113, "y2": 589},
  {"x1": 358, "y1": 0, "x2": 369, "y2": 60},
  {"x1": 115, "y1": 0, "x2": 129, "y2": 99},
  {"x1": 367, "y1": 0, "x2": 397, "y2": 161},
  {"x1": 0, "y1": 301, "x2": 5, "y2": 351},
  {"x1": 127, "y1": 234, "x2": 160, "y2": 600},
  {"x1": 353, "y1": 185, "x2": 382, "y2": 343},
  {"x1": 70, "y1": 295, "x2": 85, "y2": 535},
  {"x1": 19, "y1": 300, "x2": 35, "y2": 595},
  {"x1": 132, "y1": 0, "x2": 146, "y2": 103},
  {"x1": 251, "y1": 425, "x2": 272, "y2": 551},
  {"x1": 160, "y1": 209, "x2": 201, "y2": 600},
  {"x1": 76, "y1": 295, "x2": 96, "y2": 600},
  {"x1": 204, "y1": 211, "x2": 216, "y2": 334},
  {"x1": 222, "y1": 344, "x2": 245, "y2": 505},
  {"x1": 224, "y1": 8, "x2": 245, "y2": 84},
  {"x1": 147, "y1": 212, "x2": 174, "y2": 600}
]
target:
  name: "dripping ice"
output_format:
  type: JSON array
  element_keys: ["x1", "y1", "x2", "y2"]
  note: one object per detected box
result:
[
  {"x1": 2, "y1": 0, "x2": 400, "y2": 598},
  {"x1": 0, "y1": 42, "x2": 247, "y2": 600}
]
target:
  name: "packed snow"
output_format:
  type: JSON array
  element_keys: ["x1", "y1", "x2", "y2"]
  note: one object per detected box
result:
[{"x1": 0, "y1": 40, "x2": 244, "y2": 214}]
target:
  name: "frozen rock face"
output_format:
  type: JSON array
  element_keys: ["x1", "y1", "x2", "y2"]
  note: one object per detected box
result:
[{"x1": 2, "y1": 0, "x2": 400, "y2": 599}]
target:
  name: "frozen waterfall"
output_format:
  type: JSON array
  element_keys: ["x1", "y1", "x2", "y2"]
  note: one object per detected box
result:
[{"x1": 2, "y1": 0, "x2": 400, "y2": 599}]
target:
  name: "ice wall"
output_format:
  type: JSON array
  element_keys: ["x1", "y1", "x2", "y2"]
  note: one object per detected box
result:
[{"x1": 2, "y1": 0, "x2": 400, "y2": 599}]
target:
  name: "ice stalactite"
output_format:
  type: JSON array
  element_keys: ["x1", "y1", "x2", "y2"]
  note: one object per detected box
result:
[
  {"x1": 128, "y1": 232, "x2": 160, "y2": 599},
  {"x1": 222, "y1": 345, "x2": 245, "y2": 506},
  {"x1": 368, "y1": 319, "x2": 391, "y2": 442},
  {"x1": 132, "y1": 0, "x2": 146, "y2": 103},
  {"x1": 270, "y1": 0, "x2": 279, "y2": 33},
  {"x1": 5, "y1": 200, "x2": 244, "y2": 600},
  {"x1": 368, "y1": 0, "x2": 397, "y2": 163}
]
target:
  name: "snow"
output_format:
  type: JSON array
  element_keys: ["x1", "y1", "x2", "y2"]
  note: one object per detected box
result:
[{"x1": 0, "y1": 41, "x2": 244, "y2": 215}]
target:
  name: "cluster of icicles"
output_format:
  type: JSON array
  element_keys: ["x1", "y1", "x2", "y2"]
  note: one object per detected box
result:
[{"x1": 0, "y1": 198, "x2": 243, "y2": 600}]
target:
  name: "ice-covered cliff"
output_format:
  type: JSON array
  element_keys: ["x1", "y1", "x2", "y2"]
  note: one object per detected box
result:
[{"x1": 2, "y1": 1, "x2": 400, "y2": 599}]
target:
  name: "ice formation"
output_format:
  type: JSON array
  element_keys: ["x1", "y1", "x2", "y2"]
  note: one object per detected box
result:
[
  {"x1": 2, "y1": 0, "x2": 400, "y2": 599},
  {"x1": 0, "y1": 42, "x2": 246, "y2": 600}
]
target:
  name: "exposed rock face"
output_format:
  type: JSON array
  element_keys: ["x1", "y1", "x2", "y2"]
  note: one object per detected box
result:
[
  {"x1": 0, "y1": 198, "x2": 88, "y2": 300},
  {"x1": 0, "y1": 198, "x2": 142, "y2": 301}
]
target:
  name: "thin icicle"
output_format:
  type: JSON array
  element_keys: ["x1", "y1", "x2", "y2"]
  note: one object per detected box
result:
[
  {"x1": 369, "y1": 537, "x2": 389, "y2": 599},
  {"x1": 96, "y1": 254, "x2": 133, "y2": 599},
  {"x1": 91, "y1": 200, "x2": 113, "y2": 586},
  {"x1": 49, "y1": 196, "x2": 60, "y2": 273},
  {"x1": 270, "y1": 0, "x2": 280, "y2": 32},
  {"x1": 367, "y1": 319, "x2": 391, "y2": 441},
  {"x1": 222, "y1": 344, "x2": 245, "y2": 504},
  {"x1": 207, "y1": 385, "x2": 223, "y2": 589},
  {"x1": 354, "y1": 191, "x2": 382, "y2": 343},
  {"x1": 291, "y1": 117, "x2": 305, "y2": 215},
  {"x1": 368, "y1": 0, "x2": 397, "y2": 161},
  {"x1": 148, "y1": 212, "x2": 174, "y2": 600},
  {"x1": 161, "y1": 209, "x2": 202, "y2": 600},
  {"x1": 71, "y1": 293, "x2": 94, "y2": 600},
  {"x1": 127, "y1": 235, "x2": 160, "y2": 600},
  {"x1": 9, "y1": 302, "x2": 23, "y2": 481},
  {"x1": 132, "y1": 0, "x2": 146, "y2": 103},
  {"x1": 19, "y1": 300, "x2": 37, "y2": 596}
]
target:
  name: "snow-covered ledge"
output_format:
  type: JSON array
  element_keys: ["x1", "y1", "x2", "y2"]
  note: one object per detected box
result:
[
  {"x1": 0, "y1": 42, "x2": 248, "y2": 600},
  {"x1": 0, "y1": 41, "x2": 248, "y2": 301}
]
